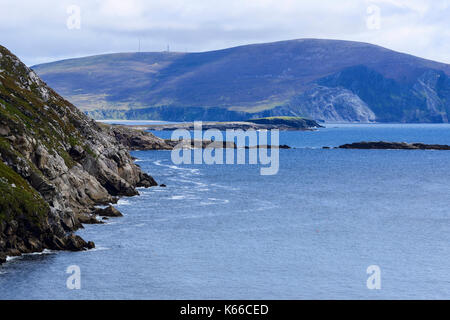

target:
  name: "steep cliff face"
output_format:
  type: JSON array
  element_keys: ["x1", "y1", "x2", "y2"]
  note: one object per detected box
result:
[
  {"x1": 0, "y1": 45, "x2": 157, "y2": 263},
  {"x1": 262, "y1": 66, "x2": 450, "y2": 123},
  {"x1": 412, "y1": 70, "x2": 450, "y2": 123},
  {"x1": 281, "y1": 85, "x2": 376, "y2": 122},
  {"x1": 316, "y1": 66, "x2": 450, "y2": 122}
]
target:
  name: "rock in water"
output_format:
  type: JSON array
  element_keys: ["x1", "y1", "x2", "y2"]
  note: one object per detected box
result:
[
  {"x1": 0, "y1": 45, "x2": 157, "y2": 263},
  {"x1": 0, "y1": 253, "x2": 6, "y2": 264},
  {"x1": 94, "y1": 206, "x2": 123, "y2": 217},
  {"x1": 338, "y1": 141, "x2": 450, "y2": 150}
]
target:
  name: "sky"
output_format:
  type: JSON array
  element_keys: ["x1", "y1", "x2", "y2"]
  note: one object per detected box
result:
[{"x1": 0, "y1": 0, "x2": 449, "y2": 66}]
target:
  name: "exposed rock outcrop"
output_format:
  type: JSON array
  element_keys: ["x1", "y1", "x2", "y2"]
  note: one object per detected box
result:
[
  {"x1": 338, "y1": 141, "x2": 450, "y2": 150},
  {"x1": 274, "y1": 85, "x2": 376, "y2": 123},
  {"x1": 132, "y1": 117, "x2": 321, "y2": 131},
  {"x1": 164, "y1": 139, "x2": 237, "y2": 149},
  {"x1": 101, "y1": 124, "x2": 173, "y2": 150},
  {"x1": 94, "y1": 205, "x2": 123, "y2": 217},
  {"x1": 0, "y1": 45, "x2": 157, "y2": 262}
]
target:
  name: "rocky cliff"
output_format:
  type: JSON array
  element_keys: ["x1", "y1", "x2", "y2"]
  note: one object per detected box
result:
[
  {"x1": 0, "y1": 45, "x2": 157, "y2": 263},
  {"x1": 101, "y1": 124, "x2": 173, "y2": 150}
]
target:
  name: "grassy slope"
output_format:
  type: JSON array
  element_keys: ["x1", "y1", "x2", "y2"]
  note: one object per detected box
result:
[
  {"x1": 0, "y1": 47, "x2": 96, "y2": 168},
  {"x1": 0, "y1": 45, "x2": 95, "y2": 228},
  {"x1": 0, "y1": 161, "x2": 48, "y2": 225}
]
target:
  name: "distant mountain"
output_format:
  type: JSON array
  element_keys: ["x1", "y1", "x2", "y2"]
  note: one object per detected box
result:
[{"x1": 33, "y1": 39, "x2": 450, "y2": 123}]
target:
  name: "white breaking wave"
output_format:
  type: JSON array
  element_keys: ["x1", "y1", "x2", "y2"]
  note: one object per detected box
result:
[
  {"x1": 117, "y1": 199, "x2": 131, "y2": 205},
  {"x1": 6, "y1": 256, "x2": 18, "y2": 262},
  {"x1": 27, "y1": 249, "x2": 54, "y2": 256},
  {"x1": 6, "y1": 249, "x2": 55, "y2": 262},
  {"x1": 208, "y1": 198, "x2": 230, "y2": 203},
  {"x1": 153, "y1": 160, "x2": 200, "y2": 175},
  {"x1": 87, "y1": 246, "x2": 110, "y2": 252},
  {"x1": 134, "y1": 223, "x2": 146, "y2": 227},
  {"x1": 175, "y1": 178, "x2": 207, "y2": 188},
  {"x1": 170, "y1": 195, "x2": 186, "y2": 200},
  {"x1": 199, "y1": 198, "x2": 230, "y2": 206}
]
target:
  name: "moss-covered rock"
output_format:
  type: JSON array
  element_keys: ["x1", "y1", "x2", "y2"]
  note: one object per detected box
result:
[{"x1": 0, "y1": 45, "x2": 157, "y2": 261}]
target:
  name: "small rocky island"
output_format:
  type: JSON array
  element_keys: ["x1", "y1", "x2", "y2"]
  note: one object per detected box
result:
[{"x1": 337, "y1": 141, "x2": 450, "y2": 150}]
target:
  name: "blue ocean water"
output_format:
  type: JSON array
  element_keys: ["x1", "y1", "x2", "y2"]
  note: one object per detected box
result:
[{"x1": 1, "y1": 124, "x2": 450, "y2": 299}]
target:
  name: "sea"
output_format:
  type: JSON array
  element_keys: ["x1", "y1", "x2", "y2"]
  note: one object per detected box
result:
[{"x1": 1, "y1": 123, "x2": 449, "y2": 299}]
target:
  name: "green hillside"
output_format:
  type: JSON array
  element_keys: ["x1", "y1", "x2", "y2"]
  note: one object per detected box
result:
[{"x1": 33, "y1": 39, "x2": 450, "y2": 123}]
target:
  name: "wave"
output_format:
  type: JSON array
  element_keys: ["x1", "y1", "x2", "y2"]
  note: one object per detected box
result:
[
  {"x1": 174, "y1": 178, "x2": 208, "y2": 188},
  {"x1": 199, "y1": 198, "x2": 230, "y2": 205},
  {"x1": 133, "y1": 223, "x2": 146, "y2": 227},
  {"x1": 170, "y1": 195, "x2": 186, "y2": 200},
  {"x1": 6, "y1": 249, "x2": 56, "y2": 262},
  {"x1": 150, "y1": 189, "x2": 167, "y2": 192},
  {"x1": 103, "y1": 221, "x2": 119, "y2": 225},
  {"x1": 6, "y1": 256, "x2": 19, "y2": 262},
  {"x1": 27, "y1": 249, "x2": 55, "y2": 256},
  {"x1": 87, "y1": 246, "x2": 110, "y2": 252},
  {"x1": 133, "y1": 158, "x2": 155, "y2": 162},
  {"x1": 117, "y1": 199, "x2": 131, "y2": 205},
  {"x1": 153, "y1": 160, "x2": 200, "y2": 175},
  {"x1": 209, "y1": 183, "x2": 240, "y2": 191}
]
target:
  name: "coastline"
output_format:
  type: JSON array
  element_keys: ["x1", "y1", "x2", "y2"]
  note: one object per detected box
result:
[
  {"x1": 0, "y1": 47, "x2": 162, "y2": 264},
  {"x1": 3, "y1": 123, "x2": 450, "y2": 299},
  {"x1": 101, "y1": 116, "x2": 323, "y2": 132}
]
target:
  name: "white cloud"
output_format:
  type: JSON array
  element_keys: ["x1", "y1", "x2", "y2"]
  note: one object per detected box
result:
[{"x1": 0, "y1": 0, "x2": 448, "y2": 65}]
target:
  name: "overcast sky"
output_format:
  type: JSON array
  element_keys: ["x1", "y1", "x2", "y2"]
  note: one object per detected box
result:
[{"x1": 1, "y1": 0, "x2": 449, "y2": 66}]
